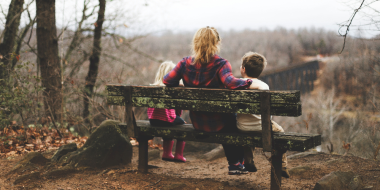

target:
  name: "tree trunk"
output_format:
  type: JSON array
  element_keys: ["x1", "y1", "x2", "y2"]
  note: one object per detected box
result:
[
  {"x1": 36, "y1": 0, "x2": 62, "y2": 122},
  {"x1": 0, "y1": 0, "x2": 24, "y2": 81},
  {"x1": 83, "y1": 0, "x2": 106, "y2": 127}
]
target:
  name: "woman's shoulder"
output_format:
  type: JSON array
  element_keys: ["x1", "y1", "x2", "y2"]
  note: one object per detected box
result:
[
  {"x1": 178, "y1": 56, "x2": 194, "y2": 65},
  {"x1": 214, "y1": 54, "x2": 229, "y2": 63},
  {"x1": 212, "y1": 55, "x2": 230, "y2": 67}
]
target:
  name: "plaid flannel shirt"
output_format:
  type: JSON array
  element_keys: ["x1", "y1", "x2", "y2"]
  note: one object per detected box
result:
[{"x1": 163, "y1": 55, "x2": 252, "y2": 132}]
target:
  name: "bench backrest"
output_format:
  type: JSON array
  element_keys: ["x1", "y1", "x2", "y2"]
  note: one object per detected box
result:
[
  {"x1": 106, "y1": 85, "x2": 301, "y2": 116},
  {"x1": 106, "y1": 84, "x2": 301, "y2": 151}
]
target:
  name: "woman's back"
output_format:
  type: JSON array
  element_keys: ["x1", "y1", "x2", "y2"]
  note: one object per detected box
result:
[
  {"x1": 165, "y1": 55, "x2": 250, "y2": 89},
  {"x1": 164, "y1": 54, "x2": 251, "y2": 132}
]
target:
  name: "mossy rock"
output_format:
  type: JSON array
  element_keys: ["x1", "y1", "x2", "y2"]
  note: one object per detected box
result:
[
  {"x1": 13, "y1": 172, "x2": 40, "y2": 185},
  {"x1": 314, "y1": 171, "x2": 363, "y2": 190},
  {"x1": 58, "y1": 120, "x2": 132, "y2": 168},
  {"x1": 43, "y1": 165, "x2": 76, "y2": 178},
  {"x1": 11, "y1": 152, "x2": 49, "y2": 173},
  {"x1": 51, "y1": 143, "x2": 77, "y2": 162}
]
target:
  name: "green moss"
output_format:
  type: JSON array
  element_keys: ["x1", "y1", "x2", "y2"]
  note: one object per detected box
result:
[{"x1": 287, "y1": 140, "x2": 293, "y2": 149}]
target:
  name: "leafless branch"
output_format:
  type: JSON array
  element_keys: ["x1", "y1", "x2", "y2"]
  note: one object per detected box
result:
[
  {"x1": 106, "y1": 32, "x2": 148, "y2": 45},
  {"x1": 67, "y1": 50, "x2": 90, "y2": 79},
  {"x1": 338, "y1": 0, "x2": 366, "y2": 54},
  {"x1": 102, "y1": 53, "x2": 139, "y2": 72},
  {"x1": 12, "y1": 9, "x2": 36, "y2": 69},
  {"x1": 23, "y1": 39, "x2": 38, "y2": 56},
  {"x1": 105, "y1": 31, "x2": 159, "y2": 63},
  {"x1": 63, "y1": 1, "x2": 99, "y2": 63},
  {"x1": 46, "y1": 103, "x2": 63, "y2": 138},
  {"x1": 26, "y1": 9, "x2": 35, "y2": 44},
  {"x1": 17, "y1": 3, "x2": 38, "y2": 57},
  {"x1": 0, "y1": 4, "x2": 7, "y2": 18}
]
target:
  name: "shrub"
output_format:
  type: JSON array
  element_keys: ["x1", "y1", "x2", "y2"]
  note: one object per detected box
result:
[{"x1": 0, "y1": 62, "x2": 43, "y2": 128}]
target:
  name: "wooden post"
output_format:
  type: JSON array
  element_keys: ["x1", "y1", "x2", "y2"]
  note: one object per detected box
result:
[
  {"x1": 124, "y1": 86, "x2": 147, "y2": 172},
  {"x1": 305, "y1": 69, "x2": 310, "y2": 93},
  {"x1": 261, "y1": 91, "x2": 272, "y2": 152},
  {"x1": 295, "y1": 70, "x2": 300, "y2": 90},
  {"x1": 138, "y1": 137, "x2": 149, "y2": 173},
  {"x1": 280, "y1": 73, "x2": 286, "y2": 90},
  {"x1": 271, "y1": 149, "x2": 285, "y2": 190},
  {"x1": 300, "y1": 70, "x2": 305, "y2": 93},
  {"x1": 124, "y1": 86, "x2": 135, "y2": 138},
  {"x1": 310, "y1": 69, "x2": 315, "y2": 91}
]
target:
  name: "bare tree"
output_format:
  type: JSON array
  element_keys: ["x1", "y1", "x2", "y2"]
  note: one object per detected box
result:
[
  {"x1": 36, "y1": 0, "x2": 62, "y2": 122},
  {"x1": 83, "y1": 0, "x2": 106, "y2": 127}
]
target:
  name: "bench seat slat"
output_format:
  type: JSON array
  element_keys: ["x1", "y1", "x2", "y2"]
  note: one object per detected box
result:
[{"x1": 120, "y1": 121, "x2": 321, "y2": 152}]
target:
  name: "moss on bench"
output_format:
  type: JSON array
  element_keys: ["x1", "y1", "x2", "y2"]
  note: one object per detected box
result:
[{"x1": 119, "y1": 121, "x2": 321, "y2": 152}]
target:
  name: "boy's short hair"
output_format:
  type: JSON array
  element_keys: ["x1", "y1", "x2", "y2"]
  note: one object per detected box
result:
[{"x1": 241, "y1": 52, "x2": 267, "y2": 78}]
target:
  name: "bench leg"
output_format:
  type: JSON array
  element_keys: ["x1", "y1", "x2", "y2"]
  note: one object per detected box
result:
[
  {"x1": 138, "y1": 137, "x2": 149, "y2": 173},
  {"x1": 271, "y1": 149, "x2": 284, "y2": 190}
]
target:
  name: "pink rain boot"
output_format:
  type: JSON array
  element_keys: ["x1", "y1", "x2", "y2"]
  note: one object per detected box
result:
[
  {"x1": 174, "y1": 140, "x2": 186, "y2": 162},
  {"x1": 162, "y1": 139, "x2": 174, "y2": 161}
]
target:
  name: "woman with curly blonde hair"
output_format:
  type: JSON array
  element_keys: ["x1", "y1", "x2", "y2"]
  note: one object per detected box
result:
[{"x1": 163, "y1": 27, "x2": 253, "y2": 175}]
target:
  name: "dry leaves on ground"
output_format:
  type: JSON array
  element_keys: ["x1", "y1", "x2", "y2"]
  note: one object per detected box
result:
[{"x1": 0, "y1": 125, "x2": 88, "y2": 158}]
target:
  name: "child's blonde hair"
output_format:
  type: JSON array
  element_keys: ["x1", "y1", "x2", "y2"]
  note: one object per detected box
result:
[
  {"x1": 191, "y1": 26, "x2": 221, "y2": 65},
  {"x1": 151, "y1": 61, "x2": 176, "y2": 86}
]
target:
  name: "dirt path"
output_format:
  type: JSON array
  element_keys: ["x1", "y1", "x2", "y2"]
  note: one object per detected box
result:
[{"x1": 1, "y1": 147, "x2": 380, "y2": 190}]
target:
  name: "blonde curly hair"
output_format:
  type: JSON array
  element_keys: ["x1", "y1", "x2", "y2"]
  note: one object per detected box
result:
[{"x1": 151, "y1": 61, "x2": 176, "y2": 86}]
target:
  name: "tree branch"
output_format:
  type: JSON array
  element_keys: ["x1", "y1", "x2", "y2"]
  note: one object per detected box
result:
[
  {"x1": 338, "y1": 0, "x2": 366, "y2": 54},
  {"x1": 12, "y1": 9, "x2": 36, "y2": 69},
  {"x1": 102, "y1": 52, "x2": 139, "y2": 72}
]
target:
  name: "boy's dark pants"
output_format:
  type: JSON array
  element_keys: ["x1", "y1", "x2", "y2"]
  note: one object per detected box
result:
[
  {"x1": 222, "y1": 144, "x2": 244, "y2": 165},
  {"x1": 219, "y1": 116, "x2": 245, "y2": 165}
]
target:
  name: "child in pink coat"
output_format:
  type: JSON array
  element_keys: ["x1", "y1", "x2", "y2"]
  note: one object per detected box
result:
[{"x1": 147, "y1": 61, "x2": 186, "y2": 162}]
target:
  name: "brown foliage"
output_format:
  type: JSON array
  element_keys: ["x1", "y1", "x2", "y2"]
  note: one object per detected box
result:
[{"x1": 0, "y1": 124, "x2": 87, "y2": 158}]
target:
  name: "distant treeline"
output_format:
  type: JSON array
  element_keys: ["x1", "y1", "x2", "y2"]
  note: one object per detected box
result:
[{"x1": 132, "y1": 27, "x2": 343, "y2": 77}]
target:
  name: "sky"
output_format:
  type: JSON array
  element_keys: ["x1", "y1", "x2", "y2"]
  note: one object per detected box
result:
[
  {"x1": 1, "y1": 0, "x2": 379, "y2": 37},
  {"x1": 130, "y1": 0, "x2": 379, "y2": 37},
  {"x1": 138, "y1": 0, "x2": 350, "y2": 31}
]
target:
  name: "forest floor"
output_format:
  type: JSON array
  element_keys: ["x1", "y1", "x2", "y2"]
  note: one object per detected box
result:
[{"x1": 1, "y1": 147, "x2": 380, "y2": 190}]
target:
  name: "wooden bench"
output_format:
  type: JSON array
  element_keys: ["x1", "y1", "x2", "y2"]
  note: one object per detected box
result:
[{"x1": 106, "y1": 84, "x2": 321, "y2": 190}]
